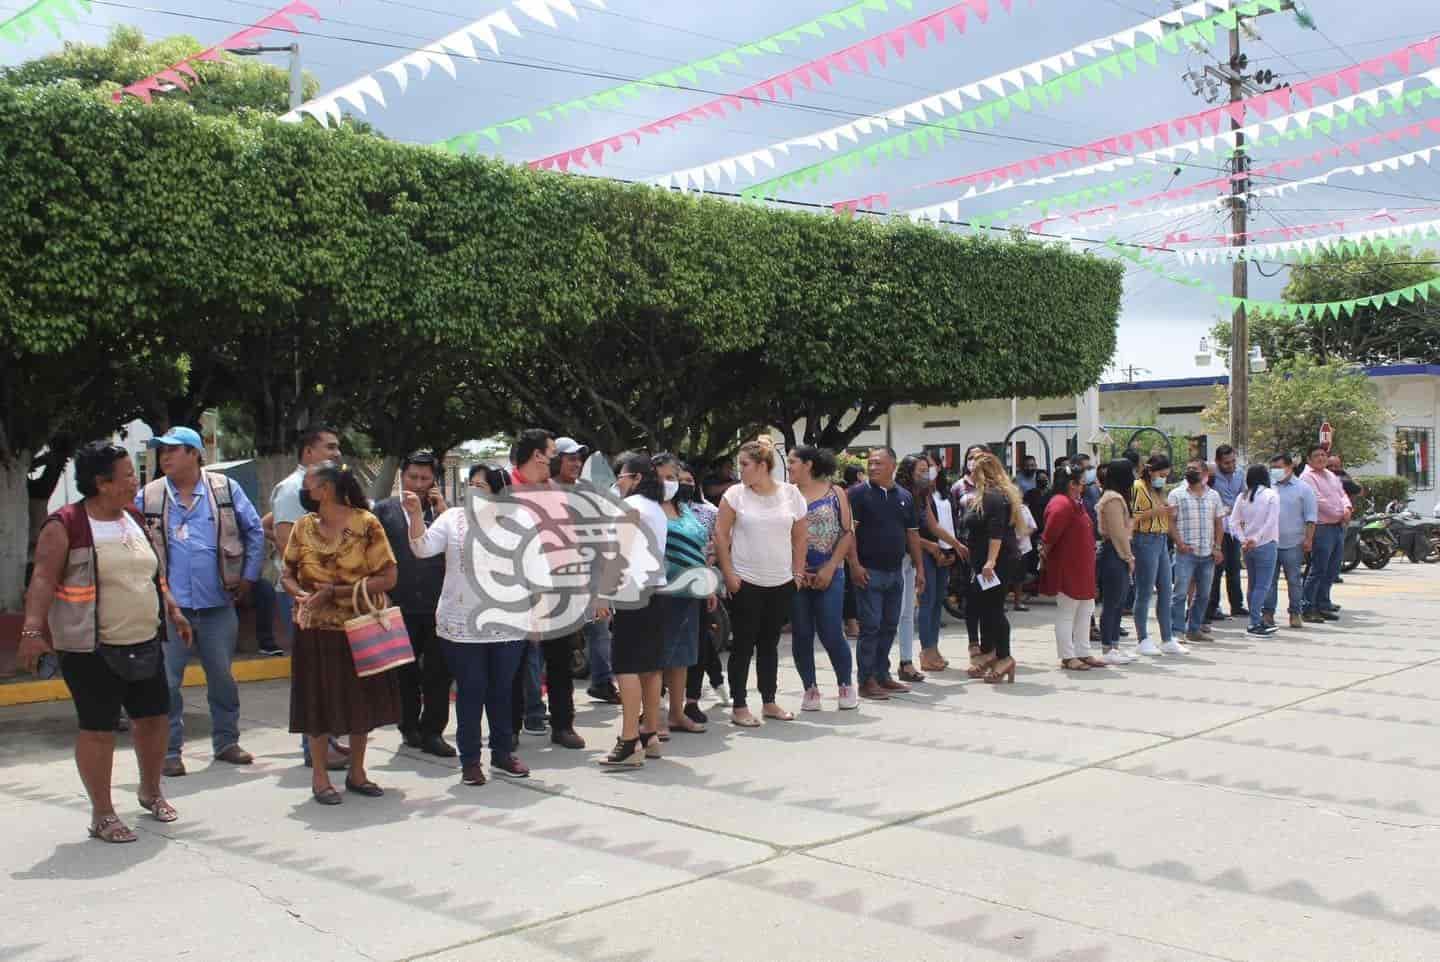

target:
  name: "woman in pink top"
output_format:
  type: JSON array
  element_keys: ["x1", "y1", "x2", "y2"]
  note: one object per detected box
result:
[{"x1": 1229, "y1": 465, "x2": 1280, "y2": 637}]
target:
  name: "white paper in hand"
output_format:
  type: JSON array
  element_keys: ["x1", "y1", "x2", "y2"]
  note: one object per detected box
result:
[{"x1": 977, "y1": 569, "x2": 1002, "y2": 592}]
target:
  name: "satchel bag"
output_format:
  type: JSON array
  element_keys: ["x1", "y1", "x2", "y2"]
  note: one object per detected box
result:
[{"x1": 343, "y1": 579, "x2": 414, "y2": 678}]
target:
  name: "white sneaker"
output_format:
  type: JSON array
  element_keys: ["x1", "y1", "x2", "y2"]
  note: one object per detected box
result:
[
  {"x1": 837, "y1": 684, "x2": 859, "y2": 710},
  {"x1": 711, "y1": 682, "x2": 729, "y2": 704},
  {"x1": 801, "y1": 686, "x2": 823, "y2": 712},
  {"x1": 1160, "y1": 640, "x2": 1190, "y2": 655},
  {"x1": 1103, "y1": 648, "x2": 1133, "y2": 666},
  {"x1": 1136, "y1": 639, "x2": 1163, "y2": 656}
]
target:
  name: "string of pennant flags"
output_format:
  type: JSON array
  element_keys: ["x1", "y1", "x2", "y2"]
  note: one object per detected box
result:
[
  {"x1": 1172, "y1": 218, "x2": 1440, "y2": 265},
  {"x1": 279, "y1": 0, "x2": 608, "y2": 127},
  {"x1": 838, "y1": 64, "x2": 1440, "y2": 214},
  {"x1": 650, "y1": 0, "x2": 1256, "y2": 195},
  {"x1": 510, "y1": 0, "x2": 1021, "y2": 174},
  {"x1": 441, "y1": 0, "x2": 946, "y2": 152},
  {"x1": 0, "y1": 0, "x2": 89, "y2": 45}
]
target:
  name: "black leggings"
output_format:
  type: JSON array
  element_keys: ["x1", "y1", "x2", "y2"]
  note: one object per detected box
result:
[
  {"x1": 726, "y1": 581, "x2": 795, "y2": 709},
  {"x1": 686, "y1": 605, "x2": 725, "y2": 700},
  {"x1": 967, "y1": 578, "x2": 1011, "y2": 660}
]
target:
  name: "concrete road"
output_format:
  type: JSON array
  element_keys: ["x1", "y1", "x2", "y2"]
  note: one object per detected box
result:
[{"x1": 3, "y1": 563, "x2": 1439, "y2": 962}]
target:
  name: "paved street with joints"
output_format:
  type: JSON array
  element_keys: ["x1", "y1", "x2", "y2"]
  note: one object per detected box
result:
[{"x1": 4, "y1": 563, "x2": 1440, "y2": 962}]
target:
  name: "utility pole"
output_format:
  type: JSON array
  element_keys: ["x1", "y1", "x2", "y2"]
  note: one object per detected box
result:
[
  {"x1": 233, "y1": 43, "x2": 303, "y2": 109},
  {"x1": 1179, "y1": 2, "x2": 1293, "y2": 463}
]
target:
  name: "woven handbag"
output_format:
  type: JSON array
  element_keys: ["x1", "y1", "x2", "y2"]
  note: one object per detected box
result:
[{"x1": 343, "y1": 579, "x2": 415, "y2": 678}]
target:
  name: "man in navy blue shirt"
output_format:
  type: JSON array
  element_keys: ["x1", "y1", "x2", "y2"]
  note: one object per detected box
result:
[{"x1": 847, "y1": 447, "x2": 926, "y2": 701}]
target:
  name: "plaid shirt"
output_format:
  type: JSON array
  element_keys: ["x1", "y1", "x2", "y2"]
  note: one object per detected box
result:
[{"x1": 1167, "y1": 485, "x2": 1223, "y2": 555}]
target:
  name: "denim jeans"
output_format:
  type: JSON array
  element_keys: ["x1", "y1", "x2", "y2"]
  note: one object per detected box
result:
[
  {"x1": 522, "y1": 642, "x2": 546, "y2": 727},
  {"x1": 897, "y1": 557, "x2": 917, "y2": 663},
  {"x1": 1170, "y1": 552, "x2": 1214, "y2": 636},
  {"x1": 915, "y1": 553, "x2": 946, "y2": 653},
  {"x1": 1267, "y1": 545, "x2": 1305, "y2": 616},
  {"x1": 164, "y1": 605, "x2": 241, "y2": 759},
  {"x1": 585, "y1": 617, "x2": 613, "y2": 687},
  {"x1": 791, "y1": 568, "x2": 852, "y2": 689},
  {"x1": 1097, "y1": 543, "x2": 1130, "y2": 648},
  {"x1": 439, "y1": 638, "x2": 525, "y2": 767},
  {"x1": 855, "y1": 567, "x2": 904, "y2": 684},
  {"x1": 1131, "y1": 532, "x2": 1173, "y2": 642},
  {"x1": 1303, "y1": 524, "x2": 1343, "y2": 612},
  {"x1": 1244, "y1": 541, "x2": 1279, "y2": 629}
]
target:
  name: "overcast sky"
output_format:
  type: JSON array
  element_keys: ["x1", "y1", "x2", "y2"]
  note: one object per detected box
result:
[{"x1": 6, "y1": 0, "x2": 1438, "y2": 383}]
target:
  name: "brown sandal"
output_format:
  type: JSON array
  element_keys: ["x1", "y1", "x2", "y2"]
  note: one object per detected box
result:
[
  {"x1": 898, "y1": 662, "x2": 926, "y2": 683},
  {"x1": 138, "y1": 795, "x2": 178, "y2": 823},
  {"x1": 984, "y1": 658, "x2": 1017, "y2": 684},
  {"x1": 89, "y1": 814, "x2": 137, "y2": 843},
  {"x1": 966, "y1": 653, "x2": 997, "y2": 678},
  {"x1": 1080, "y1": 656, "x2": 1108, "y2": 668},
  {"x1": 1060, "y1": 658, "x2": 1091, "y2": 671}
]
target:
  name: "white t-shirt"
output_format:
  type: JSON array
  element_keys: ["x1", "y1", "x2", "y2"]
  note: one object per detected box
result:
[
  {"x1": 931, "y1": 490, "x2": 956, "y2": 540},
  {"x1": 625, "y1": 494, "x2": 668, "y2": 589},
  {"x1": 722, "y1": 482, "x2": 807, "y2": 588},
  {"x1": 1016, "y1": 504, "x2": 1038, "y2": 555}
]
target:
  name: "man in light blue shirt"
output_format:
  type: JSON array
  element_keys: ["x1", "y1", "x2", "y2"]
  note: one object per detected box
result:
[
  {"x1": 138, "y1": 427, "x2": 264, "y2": 776},
  {"x1": 1206, "y1": 444, "x2": 1248, "y2": 621},
  {"x1": 1266, "y1": 453, "x2": 1317, "y2": 629}
]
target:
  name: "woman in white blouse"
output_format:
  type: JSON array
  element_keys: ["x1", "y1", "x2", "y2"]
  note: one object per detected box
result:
[
  {"x1": 1228, "y1": 464, "x2": 1281, "y2": 638},
  {"x1": 714, "y1": 437, "x2": 808, "y2": 727},
  {"x1": 402, "y1": 474, "x2": 529, "y2": 788}
]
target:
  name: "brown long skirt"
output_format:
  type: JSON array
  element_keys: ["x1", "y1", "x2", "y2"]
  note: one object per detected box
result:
[{"x1": 289, "y1": 628, "x2": 402, "y2": 735}]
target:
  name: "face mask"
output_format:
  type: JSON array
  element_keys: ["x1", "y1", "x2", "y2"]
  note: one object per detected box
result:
[
  {"x1": 1270, "y1": 468, "x2": 1287, "y2": 485},
  {"x1": 1083, "y1": 468, "x2": 1097, "y2": 484},
  {"x1": 677, "y1": 482, "x2": 696, "y2": 503},
  {"x1": 1021, "y1": 468, "x2": 1035, "y2": 478},
  {"x1": 928, "y1": 466, "x2": 940, "y2": 481},
  {"x1": 1151, "y1": 475, "x2": 1166, "y2": 489},
  {"x1": 1184, "y1": 469, "x2": 1203, "y2": 486},
  {"x1": 662, "y1": 479, "x2": 680, "y2": 501},
  {"x1": 965, "y1": 458, "x2": 977, "y2": 474},
  {"x1": 299, "y1": 489, "x2": 319, "y2": 513}
]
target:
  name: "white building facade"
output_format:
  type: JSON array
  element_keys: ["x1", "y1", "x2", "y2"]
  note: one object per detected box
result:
[{"x1": 842, "y1": 364, "x2": 1439, "y2": 515}]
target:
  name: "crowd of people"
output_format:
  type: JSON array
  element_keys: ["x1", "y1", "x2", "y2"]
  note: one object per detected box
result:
[{"x1": 17, "y1": 423, "x2": 1360, "y2": 837}]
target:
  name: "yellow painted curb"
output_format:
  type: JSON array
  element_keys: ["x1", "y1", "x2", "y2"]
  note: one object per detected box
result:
[{"x1": 0, "y1": 656, "x2": 290, "y2": 707}]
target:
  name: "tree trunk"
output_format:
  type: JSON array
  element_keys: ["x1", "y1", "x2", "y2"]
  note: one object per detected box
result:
[
  {"x1": 0, "y1": 454, "x2": 31, "y2": 612},
  {"x1": 369, "y1": 456, "x2": 401, "y2": 505},
  {"x1": 253, "y1": 453, "x2": 296, "y2": 514}
]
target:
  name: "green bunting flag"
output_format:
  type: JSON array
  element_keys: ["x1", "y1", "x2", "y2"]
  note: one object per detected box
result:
[
  {"x1": 441, "y1": 0, "x2": 916, "y2": 151},
  {"x1": 740, "y1": 3, "x2": 1238, "y2": 201},
  {"x1": 0, "y1": 0, "x2": 90, "y2": 44}
]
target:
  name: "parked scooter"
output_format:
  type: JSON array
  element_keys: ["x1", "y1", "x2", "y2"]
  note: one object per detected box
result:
[
  {"x1": 1341, "y1": 513, "x2": 1396, "y2": 572},
  {"x1": 1384, "y1": 500, "x2": 1440, "y2": 564}
]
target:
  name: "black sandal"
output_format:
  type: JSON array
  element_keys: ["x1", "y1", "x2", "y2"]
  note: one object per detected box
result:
[
  {"x1": 312, "y1": 787, "x2": 343, "y2": 806},
  {"x1": 344, "y1": 778, "x2": 384, "y2": 797}
]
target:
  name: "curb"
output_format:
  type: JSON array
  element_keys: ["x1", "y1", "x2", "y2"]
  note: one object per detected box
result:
[{"x1": 0, "y1": 656, "x2": 291, "y2": 707}]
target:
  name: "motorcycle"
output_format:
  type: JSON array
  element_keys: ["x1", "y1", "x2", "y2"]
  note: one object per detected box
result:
[
  {"x1": 1384, "y1": 499, "x2": 1440, "y2": 564},
  {"x1": 1340, "y1": 514, "x2": 1396, "y2": 572}
]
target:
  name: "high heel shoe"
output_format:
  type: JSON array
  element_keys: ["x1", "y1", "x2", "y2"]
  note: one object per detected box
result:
[
  {"x1": 638, "y1": 731, "x2": 662, "y2": 759},
  {"x1": 984, "y1": 657, "x2": 1016, "y2": 684},
  {"x1": 966, "y1": 653, "x2": 997, "y2": 679}
]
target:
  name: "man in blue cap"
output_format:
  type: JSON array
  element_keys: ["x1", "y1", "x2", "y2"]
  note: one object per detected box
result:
[{"x1": 138, "y1": 426, "x2": 264, "y2": 777}]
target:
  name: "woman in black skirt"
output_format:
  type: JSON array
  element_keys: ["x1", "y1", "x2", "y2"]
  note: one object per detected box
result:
[
  {"x1": 597, "y1": 453, "x2": 670, "y2": 769},
  {"x1": 281, "y1": 462, "x2": 401, "y2": 804}
]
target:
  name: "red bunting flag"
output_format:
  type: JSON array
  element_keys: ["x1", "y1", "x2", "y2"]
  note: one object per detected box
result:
[{"x1": 115, "y1": 0, "x2": 322, "y2": 103}]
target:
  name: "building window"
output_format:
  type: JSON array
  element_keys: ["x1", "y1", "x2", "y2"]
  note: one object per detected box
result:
[
  {"x1": 1395, "y1": 427, "x2": 1433, "y2": 491},
  {"x1": 1158, "y1": 404, "x2": 1207, "y2": 415},
  {"x1": 925, "y1": 445, "x2": 962, "y2": 472}
]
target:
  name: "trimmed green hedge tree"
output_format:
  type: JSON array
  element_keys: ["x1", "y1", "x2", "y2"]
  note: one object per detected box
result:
[{"x1": 0, "y1": 82, "x2": 1122, "y2": 608}]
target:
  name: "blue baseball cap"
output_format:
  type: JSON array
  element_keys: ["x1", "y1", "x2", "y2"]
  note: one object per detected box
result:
[{"x1": 148, "y1": 426, "x2": 204, "y2": 451}]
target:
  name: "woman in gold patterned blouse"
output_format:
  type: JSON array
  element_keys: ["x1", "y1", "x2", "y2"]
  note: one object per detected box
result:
[{"x1": 280, "y1": 462, "x2": 399, "y2": 806}]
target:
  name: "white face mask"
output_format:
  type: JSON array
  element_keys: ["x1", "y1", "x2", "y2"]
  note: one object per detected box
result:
[
  {"x1": 1270, "y1": 468, "x2": 1287, "y2": 485},
  {"x1": 662, "y1": 479, "x2": 679, "y2": 501},
  {"x1": 1083, "y1": 468, "x2": 1097, "y2": 484},
  {"x1": 928, "y1": 466, "x2": 940, "y2": 481}
]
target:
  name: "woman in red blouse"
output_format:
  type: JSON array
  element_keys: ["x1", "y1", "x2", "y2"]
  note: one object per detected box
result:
[{"x1": 1039, "y1": 465, "x2": 1106, "y2": 670}]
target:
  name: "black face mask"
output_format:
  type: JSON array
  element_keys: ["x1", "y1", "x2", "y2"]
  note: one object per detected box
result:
[
  {"x1": 299, "y1": 489, "x2": 320, "y2": 513},
  {"x1": 1184, "y1": 470, "x2": 1203, "y2": 486},
  {"x1": 677, "y1": 482, "x2": 697, "y2": 503}
]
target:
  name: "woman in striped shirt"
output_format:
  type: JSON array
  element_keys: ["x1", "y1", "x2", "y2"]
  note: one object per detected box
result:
[{"x1": 654, "y1": 454, "x2": 716, "y2": 738}]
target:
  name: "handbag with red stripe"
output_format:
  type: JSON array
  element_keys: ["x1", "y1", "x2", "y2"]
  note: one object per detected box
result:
[{"x1": 343, "y1": 579, "x2": 415, "y2": 678}]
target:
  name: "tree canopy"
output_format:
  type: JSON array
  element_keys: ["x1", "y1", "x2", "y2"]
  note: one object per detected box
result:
[
  {"x1": 1201, "y1": 357, "x2": 1390, "y2": 467},
  {"x1": 1212, "y1": 247, "x2": 1440, "y2": 367}
]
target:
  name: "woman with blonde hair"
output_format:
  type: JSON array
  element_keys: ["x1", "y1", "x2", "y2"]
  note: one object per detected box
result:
[
  {"x1": 715, "y1": 436, "x2": 808, "y2": 726},
  {"x1": 960, "y1": 452, "x2": 1026, "y2": 683}
]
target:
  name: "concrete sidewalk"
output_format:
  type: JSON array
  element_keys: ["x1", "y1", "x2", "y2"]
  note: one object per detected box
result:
[{"x1": 3, "y1": 564, "x2": 1439, "y2": 962}]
